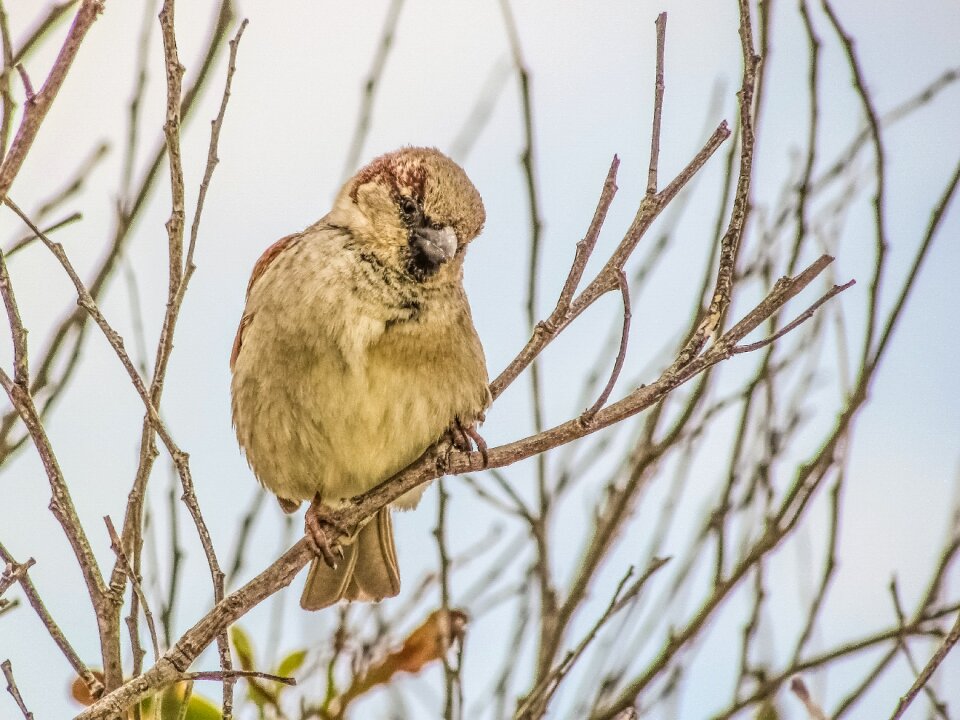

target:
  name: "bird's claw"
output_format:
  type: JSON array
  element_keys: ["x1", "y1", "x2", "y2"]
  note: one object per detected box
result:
[
  {"x1": 305, "y1": 496, "x2": 347, "y2": 569},
  {"x1": 446, "y1": 422, "x2": 471, "y2": 453},
  {"x1": 446, "y1": 418, "x2": 489, "y2": 468}
]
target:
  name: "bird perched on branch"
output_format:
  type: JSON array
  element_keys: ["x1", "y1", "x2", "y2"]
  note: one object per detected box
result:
[{"x1": 230, "y1": 147, "x2": 490, "y2": 610}]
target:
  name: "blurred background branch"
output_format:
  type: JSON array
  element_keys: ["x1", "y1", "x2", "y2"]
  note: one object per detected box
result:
[{"x1": 0, "y1": 1, "x2": 958, "y2": 719}]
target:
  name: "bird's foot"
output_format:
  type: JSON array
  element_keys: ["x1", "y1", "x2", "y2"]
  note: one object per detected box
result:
[
  {"x1": 445, "y1": 417, "x2": 489, "y2": 468},
  {"x1": 305, "y1": 495, "x2": 347, "y2": 569}
]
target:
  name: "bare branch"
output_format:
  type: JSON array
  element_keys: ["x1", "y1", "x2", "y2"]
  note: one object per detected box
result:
[
  {"x1": 11, "y1": 2, "x2": 79, "y2": 66},
  {"x1": 434, "y1": 479, "x2": 463, "y2": 720},
  {"x1": 104, "y1": 516, "x2": 161, "y2": 663},
  {"x1": 582, "y1": 270, "x2": 631, "y2": 418},
  {"x1": 340, "y1": 0, "x2": 403, "y2": 180},
  {"x1": 821, "y1": 0, "x2": 888, "y2": 370},
  {"x1": 889, "y1": 609, "x2": 960, "y2": 720},
  {"x1": 185, "y1": 670, "x2": 296, "y2": 686},
  {"x1": 1, "y1": 659, "x2": 33, "y2": 720},
  {"x1": 77, "y1": 246, "x2": 841, "y2": 718},
  {"x1": 5, "y1": 210, "x2": 82, "y2": 256},
  {"x1": 732, "y1": 279, "x2": 855, "y2": 354},
  {"x1": 791, "y1": 676, "x2": 828, "y2": 720},
  {"x1": 517, "y1": 557, "x2": 670, "y2": 720},
  {"x1": 0, "y1": 0, "x2": 104, "y2": 204},
  {"x1": 491, "y1": 156, "x2": 619, "y2": 402},
  {"x1": 0, "y1": 0, "x2": 235, "y2": 468},
  {"x1": 646, "y1": 12, "x2": 666, "y2": 196},
  {"x1": 0, "y1": 542, "x2": 103, "y2": 699},
  {"x1": 0, "y1": 1, "x2": 14, "y2": 164},
  {"x1": 0, "y1": 242, "x2": 27, "y2": 386},
  {"x1": 0, "y1": 553, "x2": 32, "y2": 599},
  {"x1": 492, "y1": 120, "x2": 730, "y2": 402},
  {"x1": 669, "y1": 0, "x2": 759, "y2": 371},
  {"x1": 182, "y1": 17, "x2": 247, "y2": 289}
]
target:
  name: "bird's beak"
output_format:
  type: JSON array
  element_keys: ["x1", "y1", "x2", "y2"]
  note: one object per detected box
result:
[{"x1": 409, "y1": 226, "x2": 458, "y2": 277}]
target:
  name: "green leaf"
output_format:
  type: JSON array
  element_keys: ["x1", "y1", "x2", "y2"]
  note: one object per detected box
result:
[
  {"x1": 230, "y1": 625, "x2": 256, "y2": 671},
  {"x1": 157, "y1": 686, "x2": 222, "y2": 720},
  {"x1": 275, "y1": 649, "x2": 308, "y2": 679}
]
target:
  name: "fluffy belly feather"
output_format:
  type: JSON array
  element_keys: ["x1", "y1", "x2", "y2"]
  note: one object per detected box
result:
[{"x1": 231, "y1": 314, "x2": 485, "y2": 508}]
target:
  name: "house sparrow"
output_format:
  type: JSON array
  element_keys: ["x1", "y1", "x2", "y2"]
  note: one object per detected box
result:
[{"x1": 230, "y1": 147, "x2": 490, "y2": 610}]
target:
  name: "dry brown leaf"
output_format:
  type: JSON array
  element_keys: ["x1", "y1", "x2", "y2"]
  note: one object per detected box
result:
[
  {"x1": 332, "y1": 608, "x2": 468, "y2": 716},
  {"x1": 70, "y1": 670, "x2": 105, "y2": 707}
]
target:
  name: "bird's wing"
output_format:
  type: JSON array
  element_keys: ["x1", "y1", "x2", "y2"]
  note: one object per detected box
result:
[
  {"x1": 230, "y1": 233, "x2": 301, "y2": 370},
  {"x1": 229, "y1": 314, "x2": 251, "y2": 371},
  {"x1": 245, "y1": 232, "x2": 301, "y2": 296}
]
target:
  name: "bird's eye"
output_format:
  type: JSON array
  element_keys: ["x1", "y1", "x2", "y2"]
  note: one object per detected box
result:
[{"x1": 400, "y1": 197, "x2": 418, "y2": 218}]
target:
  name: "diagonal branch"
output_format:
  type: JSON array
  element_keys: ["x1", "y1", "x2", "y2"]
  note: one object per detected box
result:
[
  {"x1": 340, "y1": 0, "x2": 403, "y2": 180},
  {"x1": 0, "y1": 0, "x2": 104, "y2": 204},
  {"x1": 76, "y1": 251, "x2": 848, "y2": 720},
  {"x1": 669, "y1": 0, "x2": 759, "y2": 372},
  {"x1": 889, "y1": 609, "x2": 960, "y2": 720},
  {"x1": 0, "y1": 542, "x2": 103, "y2": 698},
  {"x1": 0, "y1": 0, "x2": 235, "y2": 466},
  {"x1": 1, "y1": 659, "x2": 33, "y2": 720}
]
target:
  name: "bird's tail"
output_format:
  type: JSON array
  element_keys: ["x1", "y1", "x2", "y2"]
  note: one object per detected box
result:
[{"x1": 300, "y1": 509, "x2": 401, "y2": 610}]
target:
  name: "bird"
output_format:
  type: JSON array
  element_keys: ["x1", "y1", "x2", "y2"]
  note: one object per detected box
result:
[{"x1": 230, "y1": 146, "x2": 490, "y2": 610}]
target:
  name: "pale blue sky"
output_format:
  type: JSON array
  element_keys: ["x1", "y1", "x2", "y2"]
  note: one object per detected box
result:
[{"x1": 1, "y1": 1, "x2": 958, "y2": 718}]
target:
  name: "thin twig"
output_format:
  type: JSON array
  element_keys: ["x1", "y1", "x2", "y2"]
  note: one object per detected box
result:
[
  {"x1": 0, "y1": 554, "x2": 32, "y2": 599},
  {"x1": 225, "y1": 490, "x2": 266, "y2": 588},
  {"x1": 434, "y1": 479, "x2": 462, "y2": 720},
  {"x1": 104, "y1": 516, "x2": 161, "y2": 661},
  {"x1": 498, "y1": 0, "x2": 544, "y2": 352},
  {"x1": 77, "y1": 250, "x2": 842, "y2": 719},
  {"x1": 582, "y1": 270, "x2": 632, "y2": 418},
  {"x1": 161, "y1": 474, "x2": 184, "y2": 648},
  {"x1": 516, "y1": 557, "x2": 670, "y2": 720},
  {"x1": 889, "y1": 609, "x2": 960, "y2": 720},
  {"x1": 646, "y1": 13, "x2": 666, "y2": 196},
  {"x1": 669, "y1": 0, "x2": 759, "y2": 371},
  {"x1": 1, "y1": 660, "x2": 33, "y2": 720},
  {"x1": 0, "y1": 353, "x2": 112, "y2": 685},
  {"x1": 5, "y1": 211, "x2": 81, "y2": 256},
  {"x1": 821, "y1": 0, "x2": 887, "y2": 372},
  {"x1": 119, "y1": 0, "x2": 156, "y2": 206},
  {"x1": 109, "y1": 9, "x2": 247, "y2": 707},
  {"x1": 182, "y1": 17, "x2": 247, "y2": 292},
  {"x1": 492, "y1": 119, "x2": 730, "y2": 401},
  {"x1": 0, "y1": 542, "x2": 103, "y2": 698},
  {"x1": 522, "y1": 13, "x2": 731, "y2": 677},
  {"x1": 869, "y1": 155, "x2": 960, "y2": 369},
  {"x1": 498, "y1": 2, "x2": 552, "y2": 666},
  {"x1": 888, "y1": 579, "x2": 949, "y2": 719},
  {"x1": 542, "y1": 157, "x2": 620, "y2": 342},
  {"x1": 340, "y1": 0, "x2": 403, "y2": 180},
  {"x1": 0, "y1": 0, "x2": 104, "y2": 204},
  {"x1": 732, "y1": 279, "x2": 855, "y2": 354},
  {"x1": 0, "y1": 0, "x2": 14, "y2": 165},
  {"x1": 790, "y1": 676, "x2": 828, "y2": 720},
  {"x1": 185, "y1": 669, "x2": 296, "y2": 686},
  {"x1": 0, "y1": 240, "x2": 27, "y2": 386},
  {"x1": 719, "y1": 605, "x2": 959, "y2": 717},
  {"x1": 13, "y1": 63, "x2": 33, "y2": 101},
  {"x1": 11, "y1": 2, "x2": 79, "y2": 66},
  {"x1": 790, "y1": 479, "x2": 843, "y2": 664},
  {"x1": 449, "y1": 57, "x2": 512, "y2": 162},
  {"x1": 811, "y1": 66, "x2": 960, "y2": 196},
  {"x1": 0, "y1": 0, "x2": 234, "y2": 469}
]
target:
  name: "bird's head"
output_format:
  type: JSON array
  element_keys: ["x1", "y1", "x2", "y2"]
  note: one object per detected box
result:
[{"x1": 330, "y1": 147, "x2": 485, "y2": 283}]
